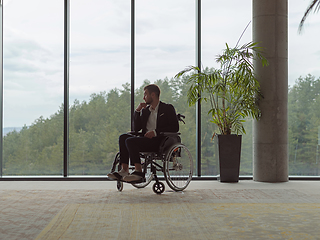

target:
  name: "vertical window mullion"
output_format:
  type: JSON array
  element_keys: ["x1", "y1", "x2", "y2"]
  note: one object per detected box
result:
[
  {"x1": 131, "y1": 0, "x2": 135, "y2": 130},
  {"x1": 196, "y1": 0, "x2": 201, "y2": 177},
  {"x1": 0, "y1": 0, "x2": 3, "y2": 178},
  {"x1": 64, "y1": 0, "x2": 70, "y2": 177}
]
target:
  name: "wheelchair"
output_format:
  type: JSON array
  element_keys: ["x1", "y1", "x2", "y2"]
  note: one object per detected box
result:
[{"x1": 109, "y1": 114, "x2": 193, "y2": 194}]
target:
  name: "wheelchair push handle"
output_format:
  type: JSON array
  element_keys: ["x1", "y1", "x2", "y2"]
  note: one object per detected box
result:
[{"x1": 177, "y1": 114, "x2": 185, "y2": 124}]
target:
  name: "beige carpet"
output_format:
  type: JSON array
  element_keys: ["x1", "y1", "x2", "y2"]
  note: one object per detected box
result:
[
  {"x1": 36, "y1": 203, "x2": 320, "y2": 240},
  {"x1": 2, "y1": 181, "x2": 320, "y2": 239}
]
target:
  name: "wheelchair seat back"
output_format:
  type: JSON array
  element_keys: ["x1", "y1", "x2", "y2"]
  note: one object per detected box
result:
[{"x1": 159, "y1": 134, "x2": 181, "y2": 155}]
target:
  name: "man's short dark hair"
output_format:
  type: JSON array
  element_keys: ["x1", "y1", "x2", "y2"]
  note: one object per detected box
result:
[{"x1": 144, "y1": 84, "x2": 160, "y2": 98}]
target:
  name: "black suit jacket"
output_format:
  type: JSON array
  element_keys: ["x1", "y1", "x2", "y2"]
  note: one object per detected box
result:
[{"x1": 133, "y1": 101, "x2": 179, "y2": 136}]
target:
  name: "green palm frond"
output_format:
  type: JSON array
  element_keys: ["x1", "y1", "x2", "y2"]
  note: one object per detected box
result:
[
  {"x1": 175, "y1": 40, "x2": 268, "y2": 135},
  {"x1": 299, "y1": 0, "x2": 320, "y2": 33}
]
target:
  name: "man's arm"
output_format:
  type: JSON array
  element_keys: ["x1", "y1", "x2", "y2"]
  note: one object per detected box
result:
[
  {"x1": 133, "y1": 110, "x2": 143, "y2": 133},
  {"x1": 133, "y1": 102, "x2": 149, "y2": 133}
]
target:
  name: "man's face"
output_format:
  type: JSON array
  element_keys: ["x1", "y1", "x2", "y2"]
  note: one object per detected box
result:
[{"x1": 143, "y1": 89, "x2": 153, "y2": 105}]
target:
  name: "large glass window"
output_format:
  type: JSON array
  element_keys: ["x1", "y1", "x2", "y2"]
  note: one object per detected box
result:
[
  {"x1": 288, "y1": 0, "x2": 320, "y2": 175},
  {"x1": 201, "y1": 0, "x2": 252, "y2": 176},
  {"x1": 135, "y1": 0, "x2": 196, "y2": 175},
  {"x1": 2, "y1": 0, "x2": 64, "y2": 176},
  {"x1": 2, "y1": 0, "x2": 319, "y2": 178},
  {"x1": 69, "y1": 0, "x2": 130, "y2": 175}
]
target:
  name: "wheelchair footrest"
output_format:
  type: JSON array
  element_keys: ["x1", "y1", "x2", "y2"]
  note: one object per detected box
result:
[
  {"x1": 112, "y1": 177, "x2": 146, "y2": 184},
  {"x1": 129, "y1": 177, "x2": 146, "y2": 184}
]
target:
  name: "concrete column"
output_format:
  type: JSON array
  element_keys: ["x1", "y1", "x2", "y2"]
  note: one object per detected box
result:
[{"x1": 252, "y1": 0, "x2": 288, "y2": 182}]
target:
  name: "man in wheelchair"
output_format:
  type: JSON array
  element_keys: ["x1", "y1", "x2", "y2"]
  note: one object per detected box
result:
[{"x1": 107, "y1": 84, "x2": 179, "y2": 183}]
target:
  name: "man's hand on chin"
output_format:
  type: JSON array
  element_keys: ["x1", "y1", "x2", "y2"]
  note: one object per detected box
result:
[
  {"x1": 136, "y1": 103, "x2": 148, "y2": 112},
  {"x1": 144, "y1": 131, "x2": 155, "y2": 139}
]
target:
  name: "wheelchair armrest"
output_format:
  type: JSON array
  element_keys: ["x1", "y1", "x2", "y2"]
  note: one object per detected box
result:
[
  {"x1": 127, "y1": 131, "x2": 143, "y2": 137},
  {"x1": 128, "y1": 131, "x2": 180, "y2": 137},
  {"x1": 159, "y1": 132, "x2": 181, "y2": 137}
]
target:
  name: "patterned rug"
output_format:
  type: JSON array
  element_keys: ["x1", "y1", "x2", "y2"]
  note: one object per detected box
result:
[{"x1": 36, "y1": 202, "x2": 320, "y2": 240}]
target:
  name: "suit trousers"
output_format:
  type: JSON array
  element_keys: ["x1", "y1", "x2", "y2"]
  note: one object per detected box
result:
[{"x1": 119, "y1": 133, "x2": 164, "y2": 165}]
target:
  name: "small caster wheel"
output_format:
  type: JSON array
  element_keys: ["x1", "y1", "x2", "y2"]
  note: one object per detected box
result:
[
  {"x1": 117, "y1": 180, "x2": 123, "y2": 191},
  {"x1": 152, "y1": 182, "x2": 165, "y2": 194}
]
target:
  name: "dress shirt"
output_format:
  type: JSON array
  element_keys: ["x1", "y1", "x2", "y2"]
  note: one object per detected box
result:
[{"x1": 146, "y1": 102, "x2": 159, "y2": 136}]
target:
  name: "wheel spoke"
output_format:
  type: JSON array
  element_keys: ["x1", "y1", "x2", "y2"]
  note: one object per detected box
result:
[{"x1": 164, "y1": 143, "x2": 193, "y2": 191}]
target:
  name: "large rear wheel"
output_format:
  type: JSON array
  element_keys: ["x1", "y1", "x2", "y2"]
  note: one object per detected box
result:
[{"x1": 164, "y1": 143, "x2": 193, "y2": 191}]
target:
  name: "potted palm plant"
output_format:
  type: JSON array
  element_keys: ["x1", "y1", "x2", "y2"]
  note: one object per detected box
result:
[{"x1": 175, "y1": 41, "x2": 268, "y2": 182}]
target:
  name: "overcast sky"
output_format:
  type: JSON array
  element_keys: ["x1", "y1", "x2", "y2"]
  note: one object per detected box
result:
[{"x1": 2, "y1": 0, "x2": 320, "y2": 128}]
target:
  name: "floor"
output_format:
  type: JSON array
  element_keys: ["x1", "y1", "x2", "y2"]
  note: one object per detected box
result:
[{"x1": 1, "y1": 180, "x2": 320, "y2": 240}]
